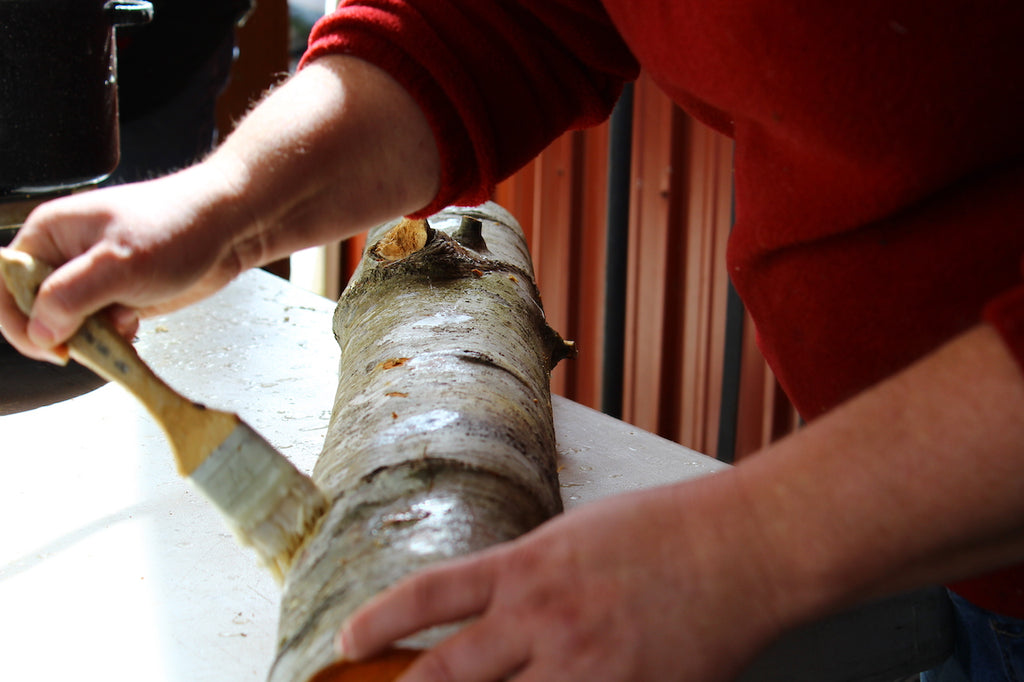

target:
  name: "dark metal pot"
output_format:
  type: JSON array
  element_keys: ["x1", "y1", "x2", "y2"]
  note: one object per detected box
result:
[{"x1": 0, "y1": 0, "x2": 152, "y2": 195}]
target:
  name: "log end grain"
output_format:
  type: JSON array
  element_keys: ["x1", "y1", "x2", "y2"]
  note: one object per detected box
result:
[{"x1": 307, "y1": 648, "x2": 420, "y2": 682}]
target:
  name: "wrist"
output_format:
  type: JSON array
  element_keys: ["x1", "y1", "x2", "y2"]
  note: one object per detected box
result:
[
  {"x1": 656, "y1": 472, "x2": 800, "y2": 667},
  {"x1": 187, "y1": 150, "x2": 270, "y2": 272},
  {"x1": 668, "y1": 461, "x2": 862, "y2": 653}
]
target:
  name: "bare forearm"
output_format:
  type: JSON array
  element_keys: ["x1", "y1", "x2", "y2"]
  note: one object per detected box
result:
[
  {"x1": 203, "y1": 55, "x2": 441, "y2": 270},
  {"x1": 1, "y1": 55, "x2": 439, "y2": 359},
  {"x1": 734, "y1": 323, "x2": 1024, "y2": 628}
]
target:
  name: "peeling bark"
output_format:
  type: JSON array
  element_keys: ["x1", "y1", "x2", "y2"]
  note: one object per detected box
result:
[{"x1": 268, "y1": 203, "x2": 574, "y2": 682}]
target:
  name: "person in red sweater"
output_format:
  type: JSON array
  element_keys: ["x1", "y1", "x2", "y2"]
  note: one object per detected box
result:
[{"x1": 2, "y1": 1, "x2": 1022, "y2": 680}]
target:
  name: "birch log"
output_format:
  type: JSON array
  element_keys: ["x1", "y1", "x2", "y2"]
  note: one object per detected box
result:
[{"x1": 268, "y1": 202, "x2": 575, "y2": 682}]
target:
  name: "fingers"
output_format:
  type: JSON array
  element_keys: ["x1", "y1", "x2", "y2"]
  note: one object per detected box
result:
[
  {"x1": 25, "y1": 246, "x2": 128, "y2": 348},
  {"x1": 0, "y1": 284, "x2": 66, "y2": 364},
  {"x1": 0, "y1": 236, "x2": 142, "y2": 360},
  {"x1": 396, "y1": 615, "x2": 528, "y2": 682},
  {"x1": 1, "y1": 166, "x2": 244, "y2": 361},
  {"x1": 10, "y1": 194, "x2": 158, "y2": 351},
  {"x1": 108, "y1": 304, "x2": 141, "y2": 340},
  {"x1": 340, "y1": 554, "x2": 499, "y2": 661},
  {"x1": 0, "y1": 251, "x2": 67, "y2": 363},
  {"x1": 5, "y1": 201, "x2": 111, "y2": 352}
]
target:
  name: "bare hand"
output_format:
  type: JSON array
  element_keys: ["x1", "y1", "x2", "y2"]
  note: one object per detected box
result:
[
  {"x1": 338, "y1": 478, "x2": 785, "y2": 682},
  {"x1": 0, "y1": 162, "x2": 255, "y2": 362}
]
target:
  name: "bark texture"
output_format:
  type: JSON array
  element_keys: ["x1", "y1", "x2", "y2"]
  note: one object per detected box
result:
[{"x1": 268, "y1": 202, "x2": 574, "y2": 682}]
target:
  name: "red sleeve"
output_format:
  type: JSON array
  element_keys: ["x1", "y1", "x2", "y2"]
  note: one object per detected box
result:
[
  {"x1": 299, "y1": 0, "x2": 638, "y2": 216},
  {"x1": 985, "y1": 273, "x2": 1024, "y2": 376}
]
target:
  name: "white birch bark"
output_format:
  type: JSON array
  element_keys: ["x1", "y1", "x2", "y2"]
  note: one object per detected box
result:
[{"x1": 268, "y1": 202, "x2": 573, "y2": 682}]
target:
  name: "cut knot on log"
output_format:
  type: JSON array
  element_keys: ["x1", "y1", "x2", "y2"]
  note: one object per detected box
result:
[{"x1": 369, "y1": 218, "x2": 434, "y2": 262}]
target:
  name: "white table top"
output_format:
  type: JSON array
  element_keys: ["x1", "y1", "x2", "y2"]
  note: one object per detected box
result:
[{"x1": 0, "y1": 270, "x2": 725, "y2": 681}]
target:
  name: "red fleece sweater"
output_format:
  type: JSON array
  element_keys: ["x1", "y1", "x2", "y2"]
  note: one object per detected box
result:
[{"x1": 303, "y1": 0, "x2": 1024, "y2": 618}]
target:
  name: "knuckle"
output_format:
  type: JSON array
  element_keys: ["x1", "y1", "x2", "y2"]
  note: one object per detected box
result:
[
  {"x1": 406, "y1": 570, "x2": 443, "y2": 613},
  {"x1": 97, "y1": 236, "x2": 143, "y2": 273},
  {"x1": 496, "y1": 543, "x2": 574, "y2": 611}
]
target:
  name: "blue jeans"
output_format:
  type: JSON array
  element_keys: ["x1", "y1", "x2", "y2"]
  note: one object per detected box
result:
[{"x1": 921, "y1": 591, "x2": 1024, "y2": 682}]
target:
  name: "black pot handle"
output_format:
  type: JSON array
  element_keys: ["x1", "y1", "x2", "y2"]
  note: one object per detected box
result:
[{"x1": 104, "y1": 0, "x2": 154, "y2": 28}]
